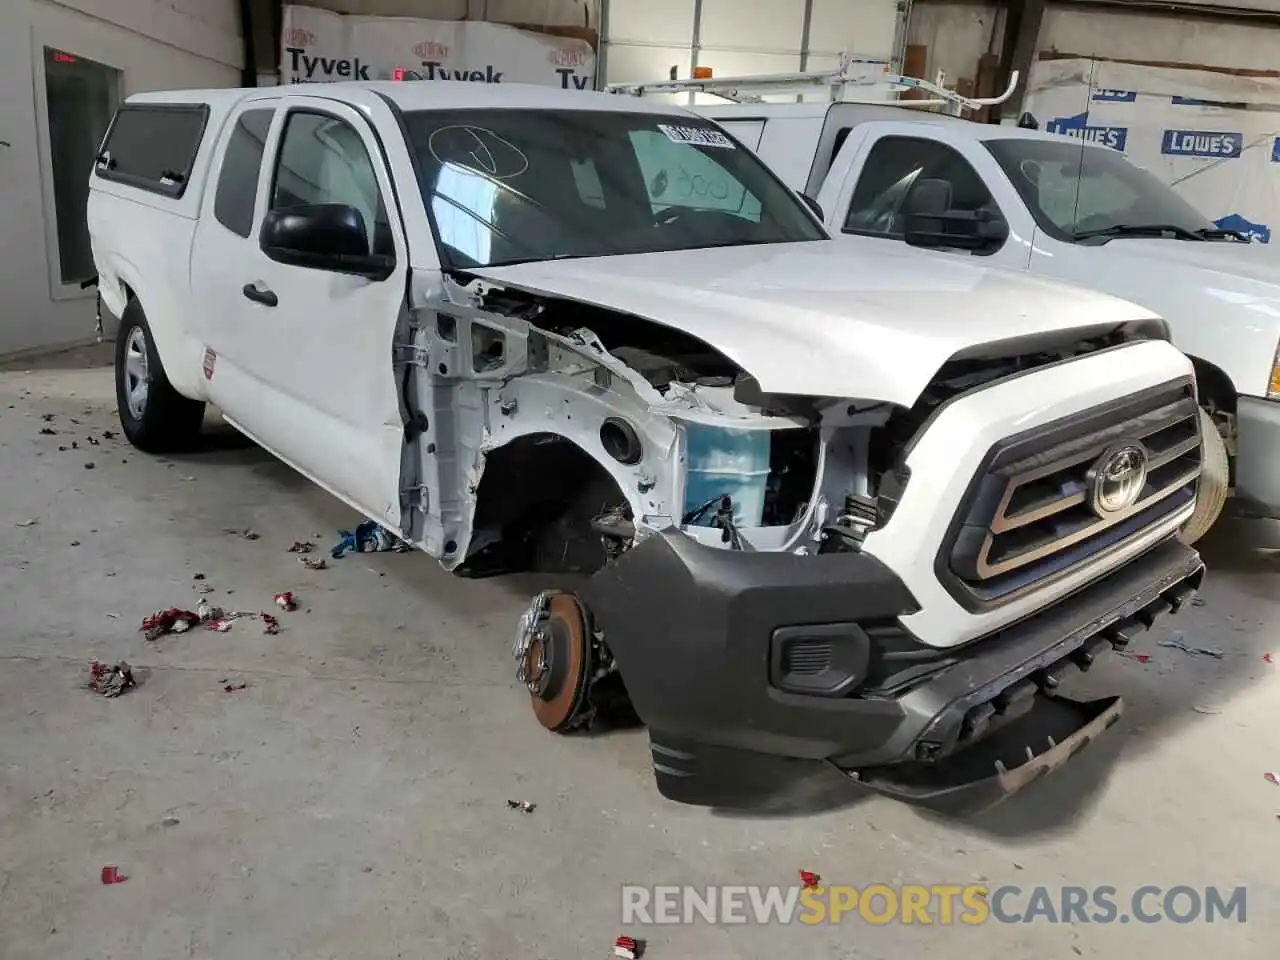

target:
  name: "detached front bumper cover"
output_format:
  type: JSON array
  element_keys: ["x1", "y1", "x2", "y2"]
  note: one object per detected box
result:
[{"x1": 584, "y1": 532, "x2": 1203, "y2": 816}]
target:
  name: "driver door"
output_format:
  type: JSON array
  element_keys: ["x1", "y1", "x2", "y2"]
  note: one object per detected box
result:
[{"x1": 202, "y1": 97, "x2": 410, "y2": 532}]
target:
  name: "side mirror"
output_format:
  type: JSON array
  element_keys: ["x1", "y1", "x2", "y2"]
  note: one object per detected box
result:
[
  {"x1": 260, "y1": 203, "x2": 395, "y2": 280},
  {"x1": 904, "y1": 207, "x2": 1009, "y2": 252},
  {"x1": 797, "y1": 192, "x2": 824, "y2": 221}
]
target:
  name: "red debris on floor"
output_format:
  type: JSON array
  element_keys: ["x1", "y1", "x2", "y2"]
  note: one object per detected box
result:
[
  {"x1": 800, "y1": 870, "x2": 821, "y2": 889},
  {"x1": 1264, "y1": 653, "x2": 1273, "y2": 664},
  {"x1": 141, "y1": 608, "x2": 200, "y2": 641},
  {"x1": 273, "y1": 591, "x2": 297, "y2": 612},
  {"x1": 88, "y1": 661, "x2": 135, "y2": 698},
  {"x1": 100, "y1": 866, "x2": 128, "y2": 885},
  {"x1": 261, "y1": 613, "x2": 281, "y2": 635},
  {"x1": 614, "y1": 935, "x2": 644, "y2": 959},
  {"x1": 1265, "y1": 772, "x2": 1279, "y2": 786}
]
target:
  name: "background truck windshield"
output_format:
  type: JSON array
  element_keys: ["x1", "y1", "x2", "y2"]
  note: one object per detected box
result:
[
  {"x1": 984, "y1": 137, "x2": 1213, "y2": 241},
  {"x1": 400, "y1": 108, "x2": 825, "y2": 268}
]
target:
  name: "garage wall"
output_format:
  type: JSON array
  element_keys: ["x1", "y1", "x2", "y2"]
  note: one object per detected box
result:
[
  {"x1": 1040, "y1": 6, "x2": 1280, "y2": 67},
  {"x1": 0, "y1": 0, "x2": 242, "y2": 356},
  {"x1": 906, "y1": 0, "x2": 1001, "y2": 86},
  {"x1": 602, "y1": 0, "x2": 904, "y2": 99}
]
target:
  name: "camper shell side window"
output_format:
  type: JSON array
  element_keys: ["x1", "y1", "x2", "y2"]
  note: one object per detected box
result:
[{"x1": 95, "y1": 103, "x2": 210, "y2": 199}]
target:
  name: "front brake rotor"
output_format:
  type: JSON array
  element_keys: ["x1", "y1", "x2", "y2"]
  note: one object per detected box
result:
[{"x1": 518, "y1": 592, "x2": 593, "y2": 732}]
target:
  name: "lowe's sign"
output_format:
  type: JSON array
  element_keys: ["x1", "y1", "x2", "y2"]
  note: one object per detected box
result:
[
  {"x1": 1092, "y1": 89, "x2": 1137, "y2": 102},
  {"x1": 1160, "y1": 130, "x2": 1243, "y2": 159},
  {"x1": 1045, "y1": 112, "x2": 1128, "y2": 151}
]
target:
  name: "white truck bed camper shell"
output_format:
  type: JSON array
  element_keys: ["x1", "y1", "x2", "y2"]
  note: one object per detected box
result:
[{"x1": 88, "y1": 79, "x2": 1204, "y2": 817}]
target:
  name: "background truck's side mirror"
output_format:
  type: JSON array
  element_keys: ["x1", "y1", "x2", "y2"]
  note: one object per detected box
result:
[
  {"x1": 797, "y1": 191, "x2": 824, "y2": 221},
  {"x1": 904, "y1": 207, "x2": 1008, "y2": 252},
  {"x1": 260, "y1": 203, "x2": 395, "y2": 280},
  {"x1": 901, "y1": 178, "x2": 1008, "y2": 252}
]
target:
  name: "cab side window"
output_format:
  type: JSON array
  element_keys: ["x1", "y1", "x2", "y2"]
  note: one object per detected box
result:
[
  {"x1": 269, "y1": 111, "x2": 392, "y2": 256},
  {"x1": 214, "y1": 108, "x2": 274, "y2": 238},
  {"x1": 844, "y1": 136, "x2": 1001, "y2": 241}
]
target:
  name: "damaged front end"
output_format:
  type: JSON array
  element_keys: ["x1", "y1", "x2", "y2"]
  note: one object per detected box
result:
[{"x1": 395, "y1": 269, "x2": 1203, "y2": 815}]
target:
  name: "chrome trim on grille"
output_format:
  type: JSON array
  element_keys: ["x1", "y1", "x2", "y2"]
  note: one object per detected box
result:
[{"x1": 945, "y1": 378, "x2": 1202, "y2": 602}]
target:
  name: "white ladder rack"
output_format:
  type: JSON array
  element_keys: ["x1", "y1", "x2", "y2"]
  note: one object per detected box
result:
[{"x1": 605, "y1": 54, "x2": 1019, "y2": 116}]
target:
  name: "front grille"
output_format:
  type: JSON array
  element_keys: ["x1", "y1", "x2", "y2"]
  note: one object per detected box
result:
[{"x1": 943, "y1": 378, "x2": 1201, "y2": 605}]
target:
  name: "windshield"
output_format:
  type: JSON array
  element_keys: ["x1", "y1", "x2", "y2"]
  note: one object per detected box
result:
[
  {"x1": 400, "y1": 108, "x2": 826, "y2": 269},
  {"x1": 983, "y1": 137, "x2": 1214, "y2": 241}
]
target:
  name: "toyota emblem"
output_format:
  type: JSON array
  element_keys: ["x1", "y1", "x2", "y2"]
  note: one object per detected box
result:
[{"x1": 1088, "y1": 443, "x2": 1149, "y2": 516}]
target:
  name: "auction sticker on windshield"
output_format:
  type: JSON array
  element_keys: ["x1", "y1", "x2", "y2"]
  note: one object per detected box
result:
[{"x1": 658, "y1": 124, "x2": 735, "y2": 148}]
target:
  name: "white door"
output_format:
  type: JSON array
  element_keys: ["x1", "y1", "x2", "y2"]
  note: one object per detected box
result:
[{"x1": 195, "y1": 96, "x2": 410, "y2": 532}]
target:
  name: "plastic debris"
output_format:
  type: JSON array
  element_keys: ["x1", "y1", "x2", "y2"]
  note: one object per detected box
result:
[
  {"x1": 800, "y1": 870, "x2": 821, "y2": 889},
  {"x1": 41, "y1": 413, "x2": 55, "y2": 421},
  {"x1": 299, "y1": 556, "x2": 328, "y2": 570},
  {"x1": 506, "y1": 799, "x2": 536, "y2": 813},
  {"x1": 141, "y1": 608, "x2": 200, "y2": 641},
  {"x1": 1192, "y1": 705, "x2": 1222, "y2": 715},
  {"x1": 102, "y1": 430, "x2": 116, "y2": 440},
  {"x1": 88, "y1": 661, "x2": 135, "y2": 698},
  {"x1": 1265, "y1": 653, "x2": 1273, "y2": 664},
  {"x1": 193, "y1": 573, "x2": 206, "y2": 581},
  {"x1": 87, "y1": 436, "x2": 100, "y2": 446},
  {"x1": 14, "y1": 519, "x2": 38, "y2": 527},
  {"x1": 39, "y1": 427, "x2": 56, "y2": 435},
  {"x1": 1158, "y1": 637, "x2": 1224, "y2": 660},
  {"x1": 100, "y1": 866, "x2": 128, "y2": 885},
  {"x1": 273, "y1": 591, "x2": 297, "y2": 612},
  {"x1": 196, "y1": 600, "x2": 223, "y2": 622},
  {"x1": 209, "y1": 619, "x2": 235, "y2": 633},
  {"x1": 1266, "y1": 772, "x2": 1279, "y2": 786},
  {"x1": 331, "y1": 520, "x2": 411, "y2": 559},
  {"x1": 70, "y1": 440, "x2": 78, "y2": 449},
  {"x1": 261, "y1": 612, "x2": 281, "y2": 635},
  {"x1": 224, "y1": 681, "x2": 248, "y2": 693},
  {"x1": 223, "y1": 527, "x2": 259, "y2": 540},
  {"x1": 288, "y1": 541, "x2": 316, "y2": 554},
  {"x1": 83, "y1": 462, "x2": 95, "y2": 470},
  {"x1": 1119, "y1": 652, "x2": 1151, "y2": 664},
  {"x1": 162, "y1": 816, "x2": 180, "y2": 827},
  {"x1": 614, "y1": 935, "x2": 644, "y2": 959}
]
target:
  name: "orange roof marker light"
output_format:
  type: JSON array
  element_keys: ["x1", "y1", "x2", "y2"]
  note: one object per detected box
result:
[{"x1": 692, "y1": 66, "x2": 713, "y2": 79}]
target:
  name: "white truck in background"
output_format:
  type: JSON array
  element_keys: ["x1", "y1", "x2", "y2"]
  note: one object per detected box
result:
[
  {"x1": 88, "y1": 79, "x2": 1206, "y2": 816},
  {"x1": 618, "y1": 64, "x2": 1280, "y2": 542}
]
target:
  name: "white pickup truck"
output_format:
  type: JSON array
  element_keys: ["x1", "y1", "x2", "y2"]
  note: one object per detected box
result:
[
  {"x1": 692, "y1": 96, "x2": 1280, "y2": 540},
  {"x1": 88, "y1": 80, "x2": 1205, "y2": 815}
]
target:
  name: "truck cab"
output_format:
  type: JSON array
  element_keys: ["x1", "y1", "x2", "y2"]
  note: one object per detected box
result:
[{"x1": 699, "y1": 98, "x2": 1280, "y2": 540}]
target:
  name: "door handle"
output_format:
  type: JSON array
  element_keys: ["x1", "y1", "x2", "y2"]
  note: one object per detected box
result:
[{"x1": 242, "y1": 283, "x2": 278, "y2": 307}]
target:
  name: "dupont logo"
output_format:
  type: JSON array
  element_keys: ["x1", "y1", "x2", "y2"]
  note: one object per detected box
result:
[
  {"x1": 1045, "y1": 111, "x2": 1128, "y2": 151},
  {"x1": 1214, "y1": 213, "x2": 1270, "y2": 244},
  {"x1": 413, "y1": 40, "x2": 450, "y2": 60},
  {"x1": 549, "y1": 46, "x2": 587, "y2": 68},
  {"x1": 1160, "y1": 129, "x2": 1243, "y2": 159},
  {"x1": 283, "y1": 27, "x2": 315, "y2": 47},
  {"x1": 1092, "y1": 89, "x2": 1137, "y2": 103}
]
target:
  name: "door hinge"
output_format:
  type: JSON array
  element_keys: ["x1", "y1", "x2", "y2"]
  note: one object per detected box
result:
[
  {"x1": 394, "y1": 341, "x2": 429, "y2": 367},
  {"x1": 401, "y1": 484, "x2": 431, "y2": 512}
]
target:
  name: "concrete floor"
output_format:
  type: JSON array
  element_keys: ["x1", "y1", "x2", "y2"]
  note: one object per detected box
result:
[{"x1": 1, "y1": 349, "x2": 1278, "y2": 960}]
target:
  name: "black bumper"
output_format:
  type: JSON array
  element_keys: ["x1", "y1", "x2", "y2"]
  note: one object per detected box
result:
[{"x1": 582, "y1": 533, "x2": 1203, "y2": 816}]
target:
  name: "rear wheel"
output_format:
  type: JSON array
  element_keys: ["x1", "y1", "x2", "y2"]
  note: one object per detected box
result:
[
  {"x1": 115, "y1": 300, "x2": 205, "y2": 452},
  {"x1": 1179, "y1": 406, "x2": 1229, "y2": 545}
]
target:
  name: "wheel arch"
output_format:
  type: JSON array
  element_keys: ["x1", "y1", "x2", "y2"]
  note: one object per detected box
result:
[{"x1": 456, "y1": 428, "x2": 643, "y2": 577}]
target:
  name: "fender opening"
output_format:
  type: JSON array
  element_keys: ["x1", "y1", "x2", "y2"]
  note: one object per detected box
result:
[
  {"x1": 457, "y1": 433, "x2": 633, "y2": 579},
  {"x1": 470, "y1": 434, "x2": 641, "y2": 733}
]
